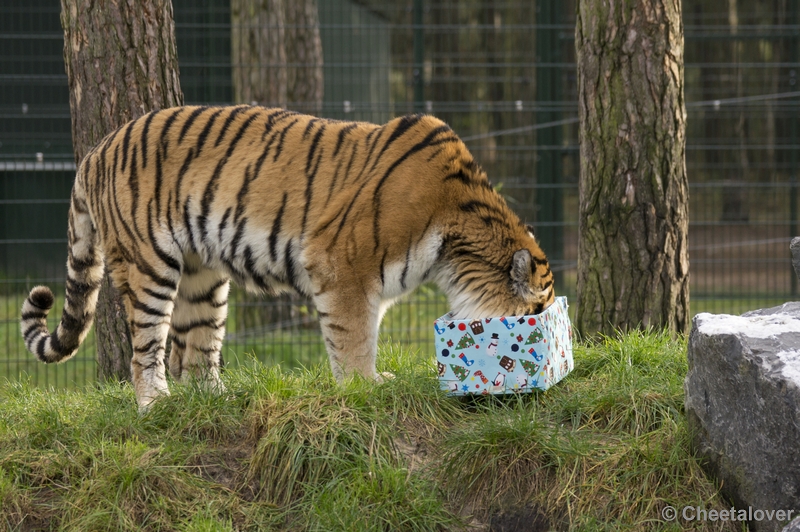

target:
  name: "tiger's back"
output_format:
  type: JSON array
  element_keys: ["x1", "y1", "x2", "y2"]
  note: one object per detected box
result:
[{"x1": 22, "y1": 106, "x2": 554, "y2": 410}]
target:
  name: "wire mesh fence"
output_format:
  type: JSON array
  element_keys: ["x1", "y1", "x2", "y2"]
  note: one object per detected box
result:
[{"x1": 1, "y1": 0, "x2": 798, "y2": 388}]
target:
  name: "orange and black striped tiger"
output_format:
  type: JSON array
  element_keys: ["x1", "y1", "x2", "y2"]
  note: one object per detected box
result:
[{"x1": 20, "y1": 106, "x2": 554, "y2": 410}]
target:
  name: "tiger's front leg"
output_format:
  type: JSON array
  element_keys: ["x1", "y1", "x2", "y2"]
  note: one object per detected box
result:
[{"x1": 313, "y1": 283, "x2": 383, "y2": 383}]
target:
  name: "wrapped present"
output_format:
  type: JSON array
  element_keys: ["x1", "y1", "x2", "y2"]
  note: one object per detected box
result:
[{"x1": 434, "y1": 296, "x2": 574, "y2": 396}]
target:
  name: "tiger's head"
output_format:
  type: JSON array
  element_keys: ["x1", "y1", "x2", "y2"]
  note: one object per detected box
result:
[{"x1": 437, "y1": 214, "x2": 555, "y2": 320}]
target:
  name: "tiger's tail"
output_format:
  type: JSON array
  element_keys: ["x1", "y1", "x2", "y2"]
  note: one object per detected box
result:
[{"x1": 21, "y1": 172, "x2": 105, "y2": 364}]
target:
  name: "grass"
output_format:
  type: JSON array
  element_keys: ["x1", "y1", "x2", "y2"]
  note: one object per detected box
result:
[{"x1": 0, "y1": 331, "x2": 755, "y2": 531}]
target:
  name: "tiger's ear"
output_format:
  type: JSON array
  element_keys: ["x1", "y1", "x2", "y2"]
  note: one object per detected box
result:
[
  {"x1": 525, "y1": 224, "x2": 536, "y2": 237},
  {"x1": 511, "y1": 249, "x2": 532, "y2": 296}
]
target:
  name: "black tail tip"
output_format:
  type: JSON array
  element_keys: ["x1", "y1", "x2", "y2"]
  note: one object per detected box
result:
[{"x1": 29, "y1": 286, "x2": 55, "y2": 311}]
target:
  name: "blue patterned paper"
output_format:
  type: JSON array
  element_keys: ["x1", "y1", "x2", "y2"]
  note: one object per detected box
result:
[{"x1": 434, "y1": 296, "x2": 574, "y2": 395}]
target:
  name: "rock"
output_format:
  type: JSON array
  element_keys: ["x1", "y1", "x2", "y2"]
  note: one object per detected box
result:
[
  {"x1": 685, "y1": 304, "x2": 800, "y2": 532},
  {"x1": 791, "y1": 237, "x2": 800, "y2": 283},
  {"x1": 784, "y1": 516, "x2": 800, "y2": 532}
]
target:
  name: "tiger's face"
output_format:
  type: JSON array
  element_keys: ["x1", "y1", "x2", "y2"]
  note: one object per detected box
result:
[{"x1": 437, "y1": 224, "x2": 555, "y2": 320}]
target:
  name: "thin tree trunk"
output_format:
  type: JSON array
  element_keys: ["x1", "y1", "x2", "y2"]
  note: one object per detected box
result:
[
  {"x1": 721, "y1": 0, "x2": 750, "y2": 222},
  {"x1": 284, "y1": 0, "x2": 324, "y2": 115},
  {"x1": 230, "y1": 0, "x2": 323, "y2": 113},
  {"x1": 230, "y1": 0, "x2": 288, "y2": 106},
  {"x1": 575, "y1": 0, "x2": 689, "y2": 335},
  {"x1": 61, "y1": 0, "x2": 183, "y2": 382}
]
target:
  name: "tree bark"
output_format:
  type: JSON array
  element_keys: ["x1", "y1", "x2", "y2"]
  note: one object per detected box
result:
[
  {"x1": 230, "y1": 0, "x2": 323, "y2": 114},
  {"x1": 284, "y1": 0, "x2": 324, "y2": 115},
  {"x1": 575, "y1": 0, "x2": 689, "y2": 335},
  {"x1": 230, "y1": 0, "x2": 288, "y2": 107},
  {"x1": 61, "y1": 0, "x2": 183, "y2": 382}
]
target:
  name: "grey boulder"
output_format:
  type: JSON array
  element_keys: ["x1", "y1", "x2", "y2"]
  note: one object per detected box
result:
[{"x1": 685, "y1": 303, "x2": 800, "y2": 532}]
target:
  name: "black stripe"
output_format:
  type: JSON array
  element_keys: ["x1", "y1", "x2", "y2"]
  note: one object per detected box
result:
[
  {"x1": 131, "y1": 319, "x2": 169, "y2": 330},
  {"x1": 325, "y1": 322, "x2": 348, "y2": 333},
  {"x1": 243, "y1": 246, "x2": 271, "y2": 290},
  {"x1": 273, "y1": 119, "x2": 301, "y2": 162},
  {"x1": 23, "y1": 323, "x2": 40, "y2": 342},
  {"x1": 371, "y1": 126, "x2": 456, "y2": 251},
  {"x1": 229, "y1": 217, "x2": 247, "y2": 262},
  {"x1": 179, "y1": 106, "x2": 210, "y2": 144},
  {"x1": 214, "y1": 106, "x2": 248, "y2": 147},
  {"x1": 234, "y1": 164, "x2": 254, "y2": 224},
  {"x1": 379, "y1": 249, "x2": 388, "y2": 287},
  {"x1": 120, "y1": 120, "x2": 136, "y2": 172},
  {"x1": 154, "y1": 147, "x2": 164, "y2": 217},
  {"x1": 400, "y1": 247, "x2": 411, "y2": 290},
  {"x1": 169, "y1": 335, "x2": 187, "y2": 349},
  {"x1": 261, "y1": 109, "x2": 296, "y2": 141},
  {"x1": 143, "y1": 287, "x2": 173, "y2": 301},
  {"x1": 129, "y1": 144, "x2": 145, "y2": 240},
  {"x1": 305, "y1": 124, "x2": 326, "y2": 175},
  {"x1": 113, "y1": 143, "x2": 120, "y2": 177},
  {"x1": 36, "y1": 335, "x2": 48, "y2": 359},
  {"x1": 532, "y1": 255, "x2": 549, "y2": 267},
  {"x1": 134, "y1": 338, "x2": 163, "y2": 354},
  {"x1": 160, "y1": 107, "x2": 185, "y2": 160},
  {"x1": 21, "y1": 311, "x2": 48, "y2": 320},
  {"x1": 218, "y1": 206, "x2": 232, "y2": 243},
  {"x1": 330, "y1": 178, "x2": 371, "y2": 247},
  {"x1": 198, "y1": 159, "x2": 226, "y2": 242},
  {"x1": 370, "y1": 114, "x2": 423, "y2": 172},
  {"x1": 302, "y1": 147, "x2": 324, "y2": 233},
  {"x1": 224, "y1": 111, "x2": 259, "y2": 158},
  {"x1": 26, "y1": 295, "x2": 52, "y2": 311},
  {"x1": 66, "y1": 275, "x2": 93, "y2": 296},
  {"x1": 146, "y1": 201, "x2": 182, "y2": 272},
  {"x1": 481, "y1": 215, "x2": 504, "y2": 227},
  {"x1": 174, "y1": 147, "x2": 196, "y2": 211},
  {"x1": 184, "y1": 199, "x2": 198, "y2": 253},
  {"x1": 302, "y1": 118, "x2": 320, "y2": 140},
  {"x1": 284, "y1": 241, "x2": 298, "y2": 292},
  {"x1": 166, "y1": 190, "x2": 176, "y2": 237},
  {"x1": 109, "y1": 166, "x2": 139, "y2": 247},
  {"x1": 68, "y1": 247, "x2": 97, "y2": 272},
  {"x1": 269, "y1": 193, "x2": 287, "y2": 263},
  {"x1": 171, "y1": 318, "x2": 225, "y2": 334},
  {"x1": 195, "y1": 108, "x2": 225, "y2": 156},
  {"x1": 459, "y1": 200, "x2": 504, "y2": 215},
  {"x1": 135, "y1": 257, "x2": 179, "y2": 291},
  {"x1": 184, "y1": 278, "x2": 229, "y2": 304},
  {"x1": 342, "y1": 142, "x2": 358, "y2": 184},
  {"x1": 443, "y1": 170, "x2": 471, "y2": 185},
  {"x1": 333, "y1": 123, "x2": 358, "y2": 156},
  {"x1": 354, "y1": 127, "x2": 385, "y2": 183},
  {"x1": 140, "y1": 111, "x2": 157, "y2": 169}
]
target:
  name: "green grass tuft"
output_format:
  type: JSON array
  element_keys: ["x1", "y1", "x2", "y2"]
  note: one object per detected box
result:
[{"x1": 0, "y1": 332, "x2": 753, "y2": 531}]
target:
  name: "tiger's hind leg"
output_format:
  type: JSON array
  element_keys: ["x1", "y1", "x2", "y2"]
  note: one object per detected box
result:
[
  {"x1": 109, "y1": 260, "x2": 179, "y2": 412},
  {"x1": 168, "y1": 256, "x2": 229, "y2": 393}
]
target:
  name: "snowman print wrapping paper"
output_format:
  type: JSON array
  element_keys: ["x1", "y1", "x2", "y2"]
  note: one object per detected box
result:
[{"x1": 434, "y1": 296, "x2": 574, "y2": 396}]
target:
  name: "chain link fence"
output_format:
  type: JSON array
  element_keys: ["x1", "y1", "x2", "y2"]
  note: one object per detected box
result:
[{"x1": 1, "y1": 0, "x2": 798, "y2": 387}]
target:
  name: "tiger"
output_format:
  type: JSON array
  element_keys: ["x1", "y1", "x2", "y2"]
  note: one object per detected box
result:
[{"x1": 20, "y1": 105, "x2": 555, "y2": 410}]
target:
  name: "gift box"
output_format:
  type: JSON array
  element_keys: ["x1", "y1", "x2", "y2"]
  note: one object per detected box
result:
[{"x1": 434, "y1": 296, "x2": 574, "y2": 396}]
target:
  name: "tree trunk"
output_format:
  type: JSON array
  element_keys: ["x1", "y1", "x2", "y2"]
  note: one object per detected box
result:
[
  {"x1": 284, "y1": 0, "x2": 324, "y2": 115},
  {"x1": 60, "y1": 0, "x2": 183, "y2": 382},
  {"x1": 230, "y1": 0, "x2": 288, "y2": 107},
  {"x1": 574, "y1": 0, "x2": 689, "y2": 335},
  {"x1": 230, "y1": 0, "x2": 323, "y2": 114}
]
